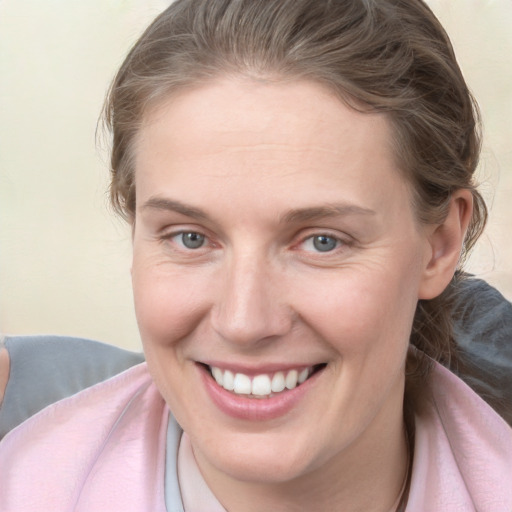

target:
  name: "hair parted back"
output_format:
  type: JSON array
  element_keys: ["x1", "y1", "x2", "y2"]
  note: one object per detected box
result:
[{"x1": 103, "y1": 0, "x2": 487, "y2": 384}]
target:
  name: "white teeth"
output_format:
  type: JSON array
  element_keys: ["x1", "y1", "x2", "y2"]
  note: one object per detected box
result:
[
  {"x1": 298, "y1": 368, "x2": 309, "y2": 384},
  {"x1": 285, "y1": 369, "x2": 298, "y2": 389},
  {"x1": 271, "y1": 372, "x2": 286, "y2": 393},
  {"x1": 233, "y1": 373, "x2": 252, "y2": 394},
  {"x1": 252, "y1": 374, "x2": 272, "y2": 395},
  {"x1": 212, "y1": 367, "x2": 223, "y2": 386},
  {"x1": 223, "y1": 370, "x2": 235, "y2": 391},
  {"x1": 209, "y1": 366, "x2": 314, "y2": 397}
]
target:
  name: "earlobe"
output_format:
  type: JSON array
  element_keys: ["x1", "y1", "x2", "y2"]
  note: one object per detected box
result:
[{"x1": 418, "y1": 189, "x2": 473, "y2": 300}]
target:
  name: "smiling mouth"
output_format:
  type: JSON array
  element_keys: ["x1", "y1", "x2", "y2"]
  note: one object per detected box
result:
[{"x1": 204, "y1": 364, "x2": 326, "y2": 399}]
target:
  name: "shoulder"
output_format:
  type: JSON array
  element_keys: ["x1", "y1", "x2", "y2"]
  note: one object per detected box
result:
[
  {"x1": 0, "y1": 334, "x2": 144, "y2": 439},
  {"x1": 451, "y1": 276, "x2": 512, "y2": 424},
  {"x1": 408, "y1": 362, "x2": 512, "y2": 511},
  {"x1": 453, "y1": 276, "x2": 512, "y2": 344},
  {"x1": 0, "y1": 364, "x2": 168, "y2": 511}
]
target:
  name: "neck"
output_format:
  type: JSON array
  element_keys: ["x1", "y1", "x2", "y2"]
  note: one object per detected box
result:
[{"x1": 194, "y1": 403, "x2": 409, "y2": 512}]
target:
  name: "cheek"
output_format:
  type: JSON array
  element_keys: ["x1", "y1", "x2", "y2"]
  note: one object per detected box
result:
[
  {"x1": 292, "y1": 262, "x2": 421, "y2": 357},
  {"x1": 131, "y1": 257, "x2": 211, "y2": 346}
]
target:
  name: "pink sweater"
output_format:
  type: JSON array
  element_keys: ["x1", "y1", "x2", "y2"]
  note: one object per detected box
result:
[{"x1": 0, "y1": 362, "x2": 510, "y2": 511}]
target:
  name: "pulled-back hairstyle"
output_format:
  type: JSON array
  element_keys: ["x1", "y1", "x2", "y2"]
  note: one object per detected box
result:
[{"x1": 103, "y1": 0, "x2": 487, "y2": 386}]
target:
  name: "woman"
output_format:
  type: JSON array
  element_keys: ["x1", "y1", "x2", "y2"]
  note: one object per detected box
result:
[{"x1": 1, "y1": 0, "x2": 511, "y2": 510}]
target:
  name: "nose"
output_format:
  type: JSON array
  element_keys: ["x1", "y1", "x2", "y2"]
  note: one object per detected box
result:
[{"x1": 210, "y1": 252, "x2": 293, "y2": 347}]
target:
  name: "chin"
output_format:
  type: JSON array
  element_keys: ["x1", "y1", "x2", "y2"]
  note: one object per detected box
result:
[
  {"x1": 195, "y1": 430, "x2": 322, "y2": 485},
  {"x1": 218, "y1": 456, "x2": 311, "y2": 485}
]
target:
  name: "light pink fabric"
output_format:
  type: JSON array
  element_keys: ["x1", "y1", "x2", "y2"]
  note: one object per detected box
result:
[
  {"x1": 407, "y1": 363, "x2": 512, "y2": 511},
  {"x1": 0, "y1": 363, "x2": 168, "y2": 512},
  {"x1": 0, "y1": 361, "x2": 511, "y2": 511}
]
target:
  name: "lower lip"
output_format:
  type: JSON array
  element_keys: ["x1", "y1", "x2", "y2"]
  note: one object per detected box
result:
[{"x1": 199, "y1": 365, "x2": 324, "y2": 421}]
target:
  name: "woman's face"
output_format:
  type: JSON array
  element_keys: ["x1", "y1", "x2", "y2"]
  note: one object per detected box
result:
[{"x1": 132, "y1": 78, "x2": 433, "y2": 485}]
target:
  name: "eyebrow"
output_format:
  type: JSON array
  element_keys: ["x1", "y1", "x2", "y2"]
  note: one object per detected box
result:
[
  {"x1": 141, "y1": 197, "x2": 376, "y2": 223},
  {"x1": 141, "y1": 197, "x2": 210, "y2": 221},
  {"x1": 281, "y1": 204, "x2": 376, "y2": 224}
]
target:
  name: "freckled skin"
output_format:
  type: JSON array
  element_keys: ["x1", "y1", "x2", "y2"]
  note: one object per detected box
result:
[{"x1": 131, "y1": 77, "x2": 470, "y2": 511}]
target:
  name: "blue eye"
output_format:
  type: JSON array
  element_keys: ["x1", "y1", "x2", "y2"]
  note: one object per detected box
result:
[
  {"x1": 180, "y1": 232, "x2": 205, "y2": 249},
  {"x1": 312, "y1": 235, "x2": 338, "y2": 252},
  {"x1": 300, "y1": 234, "x2": 342, "y2": 253}
]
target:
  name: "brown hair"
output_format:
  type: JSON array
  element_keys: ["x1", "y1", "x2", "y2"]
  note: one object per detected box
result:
[{"x1": 103, "y1": 0, "x2": 487, "y2": 381}]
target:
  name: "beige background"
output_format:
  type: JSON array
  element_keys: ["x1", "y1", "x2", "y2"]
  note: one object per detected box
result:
[{"x1": 1, "y1": 1, "x2": 511, "y2": 351}]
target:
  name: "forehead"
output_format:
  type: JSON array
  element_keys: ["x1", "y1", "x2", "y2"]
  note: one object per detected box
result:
[
  {"x1": 137, "y1": 77, "x2": 392, "y2": 163},
  {"x1": 134, "y1": 77, "x2": 411, "y2": 219}
]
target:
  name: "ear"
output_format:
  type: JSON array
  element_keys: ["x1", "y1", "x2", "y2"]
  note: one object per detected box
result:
[{"x1": 418, "y1": 189, "x2": 473, "y2": 300}]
